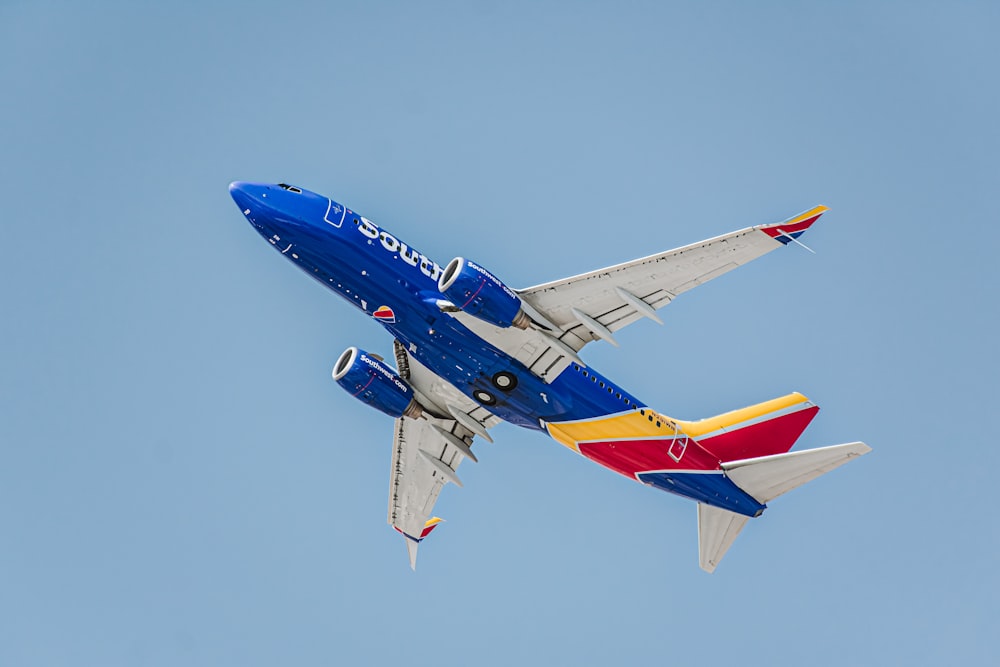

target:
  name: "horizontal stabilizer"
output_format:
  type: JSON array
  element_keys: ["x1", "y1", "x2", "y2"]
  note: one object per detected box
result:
[
  {"x1": 723, "y1": 442, "x2": 871, "y2": 504},
  {"x1": 697, "y1": 503, "x2": 750, "y2": 573}
]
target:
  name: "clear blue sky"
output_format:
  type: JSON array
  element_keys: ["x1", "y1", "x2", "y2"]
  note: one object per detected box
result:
[{"x1": 2, "y1": 2, "x2": 997, "y2": 665}]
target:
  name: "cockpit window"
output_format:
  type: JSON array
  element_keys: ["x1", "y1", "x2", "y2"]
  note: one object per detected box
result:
[{"x1": 277, "y1": 183, "x2": 302, "y2": 194}]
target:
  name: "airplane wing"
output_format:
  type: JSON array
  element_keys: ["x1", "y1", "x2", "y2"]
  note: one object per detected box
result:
[
  {"x1": 387, "y1": 341, "x2": 499, "y2": 568},
  {"x1": 516, "y1": 206, "x2": 827, "y2": 351}
]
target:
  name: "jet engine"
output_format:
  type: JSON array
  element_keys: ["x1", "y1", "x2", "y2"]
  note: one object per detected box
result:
[
  {"x1": 332, "y1": 347, "x2": 423, "y2": 419},
  {"x1": 438, "y1": 257, "x2": 530, "y2": 329}
]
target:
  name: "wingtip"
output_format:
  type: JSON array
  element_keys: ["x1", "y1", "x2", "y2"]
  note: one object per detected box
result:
[
  {"x1": 850, "y1": 441, "x2": 873, "y2": 456},
  {"x1": 406, "y1": 537, "x2": 419, "y2": 570},
  {"x1": 786, "y1": 204, "x2": 829, "y2": 222},
  {"x1": 759, "y1": 205, "x2": 828, "y2": 245}
]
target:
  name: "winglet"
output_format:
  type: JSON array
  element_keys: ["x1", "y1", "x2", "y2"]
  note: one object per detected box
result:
[
  {"x1": 759, "y1": 205, "x2": 828, "y2": 245},
  {"x1": 406, "y1": 537, "x2": 419, "y2": 570},
  {"x1": 396, "y1": 517, "x2": 444, "y2": 570},
  {"x1": 419, "y1": 516, "x2": 444, "y2": 538}
]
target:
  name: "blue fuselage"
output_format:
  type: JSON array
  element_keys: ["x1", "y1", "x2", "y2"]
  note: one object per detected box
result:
[
  {"x1": 229, "y1": 182, "x2": 644, "y2": 430},
  {"x1": 228, "y1": 181, "x2": 779, "y2": 517}
]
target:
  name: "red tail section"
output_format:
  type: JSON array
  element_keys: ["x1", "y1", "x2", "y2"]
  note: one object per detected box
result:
[{"x1": 681, "y1": 393, "x2": 819, "y2": 463}]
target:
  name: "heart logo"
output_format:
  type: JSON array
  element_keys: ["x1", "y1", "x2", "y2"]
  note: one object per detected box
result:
[{"x1": 373, "y1": 305, "x2": 396, "y2": 324}]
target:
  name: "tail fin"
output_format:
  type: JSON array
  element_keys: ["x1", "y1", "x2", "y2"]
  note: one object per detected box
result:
[
  {"x1": 696, "y1": 442, "x2": 871, "y2": 572},
  {"x1": 681, "y1": 392, "x2": 819, "y2": 462}
]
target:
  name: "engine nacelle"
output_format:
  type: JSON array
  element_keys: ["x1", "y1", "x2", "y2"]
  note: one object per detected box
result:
[
  {"x1": 438, "y1": 257, "x2": 530, "y2": 329},
  {"x1": 332, "y1": 347, "x2": 423, "y2": 420}
]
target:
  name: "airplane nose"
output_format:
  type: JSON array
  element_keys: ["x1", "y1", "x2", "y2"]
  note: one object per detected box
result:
[
  {"x1": 229, "y1": 180, "x2": 247, "y2": 202},
  {"x1": 229, "y1": 181, "x2": 257, "y2": 214}
]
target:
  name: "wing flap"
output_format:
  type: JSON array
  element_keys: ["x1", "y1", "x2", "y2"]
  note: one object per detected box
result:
[
  {"x1": 388, "y1": 417, "x2": 448, "y2": 538},
  {"x1": 388, "y1": 414, "x2": 481, "y2": 538}
]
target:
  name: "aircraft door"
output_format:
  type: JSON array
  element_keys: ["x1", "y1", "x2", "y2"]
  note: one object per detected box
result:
[
  {"x1": 324, "y1": 199, "x2": 347, "y2": 227},
  {"x1": 667, "y1": 421, "x2": 688, "y2": 463}
]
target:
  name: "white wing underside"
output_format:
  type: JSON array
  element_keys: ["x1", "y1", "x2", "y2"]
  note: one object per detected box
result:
[
  {"x1": 387, "y1": 343, "x2": 497, "y2": 562},
  {"x1": 439, "y1": 212, "x2": 820, "y2": 384},
  {"x1": 516, "y1": 223, "x2": 791, "y2": 351},
  {"x1": 388, "y1": 417, "x2": 456, "y2": 538}
]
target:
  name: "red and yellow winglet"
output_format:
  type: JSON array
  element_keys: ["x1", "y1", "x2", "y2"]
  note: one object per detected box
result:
[
  {"x1": 393, "y1": 516, "x2": 444, "y2": 542},
  {"x1": 418, "y1": 517, "x2": 443, "y2": 539},
  {"x1": 759, "y1": 205, "x2": 828, "y2": 246}
]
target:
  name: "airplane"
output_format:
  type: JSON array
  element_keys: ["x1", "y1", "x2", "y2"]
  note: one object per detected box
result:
[{"x1": 228, "y1": 181, "x2": 871, "y2": 573}]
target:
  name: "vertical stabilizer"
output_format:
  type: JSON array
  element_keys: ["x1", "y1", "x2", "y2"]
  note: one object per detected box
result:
[{"x1": 697, "y1": 503, "x2": 750, "y2": 573}]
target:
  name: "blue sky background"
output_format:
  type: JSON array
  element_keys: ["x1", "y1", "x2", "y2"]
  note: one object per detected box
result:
[{"x1": 2, "y1": 2, "x2": 997, "y2": 665}]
